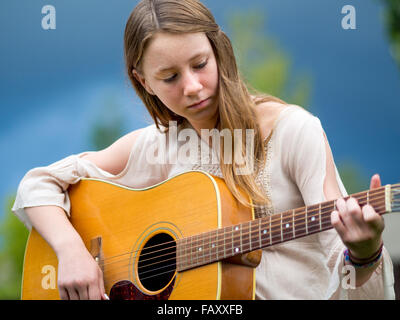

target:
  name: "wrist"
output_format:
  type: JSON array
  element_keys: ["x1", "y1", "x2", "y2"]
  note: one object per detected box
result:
[
  {"x1": 345, "y1": 242, "x2": 383, "y2": 268},
  {"x1": 53, "y1": 230, "x2": 87, "y2": 259}
]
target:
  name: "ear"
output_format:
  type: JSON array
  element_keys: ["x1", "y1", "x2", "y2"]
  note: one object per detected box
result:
[{"x1": 132, "y1": 68, "x2": 155, "y2": 95}]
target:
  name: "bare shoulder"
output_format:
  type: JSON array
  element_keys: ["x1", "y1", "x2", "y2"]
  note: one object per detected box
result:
[{"x1": 82, "y1": 127, "x2": 145, "y2": 176}]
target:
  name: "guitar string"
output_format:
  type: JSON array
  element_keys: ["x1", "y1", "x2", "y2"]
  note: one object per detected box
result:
[
  {"x1": 97, "y1": 188, "x2": 390, "y2": 266},
  {"x1": 98, "y1": 194, "x2": 388, "y2": 272},
  {"x1": 97, "y1": 188, "x2": 389, "y2": 265},
  {"x1": 93, "y1": 186, "x2": 389, "y2": 265},
  {"x1": 102, "y1": 187, "x2": 400, "y2": 292},
  {"x1": 97, "y1": 191, "x2": 387, "y2": 268},
  {"x1": 100, "y1": 201, "x2": 388, "y2": 284},
  {"x1": 102, "y1": 197, "x2": 397, "y2": 290},
  {"x1": 102, "y1": 203, "x2": 388, "y2": 290},
  {"x1": 100, "y1": 198, "x2": 387, "y2": 275}
]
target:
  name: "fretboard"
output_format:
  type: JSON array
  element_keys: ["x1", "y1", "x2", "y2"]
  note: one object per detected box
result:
[{"x1": 176, "y1": 185, "x2": 393, "y2": 272}]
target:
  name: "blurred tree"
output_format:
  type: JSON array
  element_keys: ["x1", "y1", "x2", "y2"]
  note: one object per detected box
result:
[
  {"x1": 337, "y1": 161, "x2": 370, "y2": 194},
  {"x1": 381, "y1": 0, "x2": 400, "y2": 70},
  {"x1": 89, "y1": 93, "x2": 127, "y2": 150},
  {"x1": 226, "y1": 10, "x2": 312, "y2": 109},
  {"x1": 0, "y1": 194, "x2": 29, "y2": 299},
  {"x1": 0, "y1": 92, "x2": 128, "y2": 300},
  {"x1": 380, "y1": 0, "x2": 400, "y2": 300},
  {"x1": 226, "y1": 9, "x2": 367, "y2": 194}
]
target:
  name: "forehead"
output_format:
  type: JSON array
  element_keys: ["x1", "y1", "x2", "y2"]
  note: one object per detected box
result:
[{"x1": 142, "y1": 32, "x2": 213, "y2": 74}]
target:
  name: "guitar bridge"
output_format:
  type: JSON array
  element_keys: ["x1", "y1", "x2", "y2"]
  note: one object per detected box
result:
[{"x1": 90, "y1": 236, "x2": 103, "y2": 272}]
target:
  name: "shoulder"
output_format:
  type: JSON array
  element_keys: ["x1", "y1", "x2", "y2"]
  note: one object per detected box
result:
[
  {"x1": 253, "y1": 100, "x2": 312, "y2": 140},
  {"x1": 82, "y1": 126, "x2": 149, "y2": 176}
]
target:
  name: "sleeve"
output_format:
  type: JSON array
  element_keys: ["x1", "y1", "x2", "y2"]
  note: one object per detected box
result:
[
  {"x1": 285, "y1": 108, "x2": 395, "y2": 300},
  {"x1": 11, "y1": 152, "x2": 116, "y2": 231}
]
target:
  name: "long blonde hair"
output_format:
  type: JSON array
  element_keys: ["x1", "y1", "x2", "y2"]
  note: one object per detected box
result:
[{"x1": 124, "y1": 0, "x2": 286, "y2": 208}]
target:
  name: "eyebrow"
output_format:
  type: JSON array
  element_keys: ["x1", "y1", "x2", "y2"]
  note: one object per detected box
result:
[{"x1": 155, "y1": 51, "x2": 210, "y2": 75}]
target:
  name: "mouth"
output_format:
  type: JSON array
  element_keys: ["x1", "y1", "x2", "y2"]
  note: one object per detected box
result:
[{"x1": 187, "y1": 98, "x2": 210, "y2": 109}]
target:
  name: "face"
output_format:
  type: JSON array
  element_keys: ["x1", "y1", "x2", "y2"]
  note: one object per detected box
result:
[{"x1": 133, "y1": 32, "x2": 219, "y2": 132}]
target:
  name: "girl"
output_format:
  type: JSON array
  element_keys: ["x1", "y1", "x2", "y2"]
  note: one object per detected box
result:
[{"x1": 13, "y1": 0, "x2": 394, "y2": 300}]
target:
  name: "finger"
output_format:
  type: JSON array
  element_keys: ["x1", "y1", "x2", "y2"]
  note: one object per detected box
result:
[
  {"x1": 99, "y1": 270, "x2": 106, "y2": 299},
  {"x1": 362, "y1": 204, "x2": 384, "y2": 231},
  {"x1": 337, "y1": 198, "x2": 363, "y2": 229},
  {"x1": 76, "y1": 285, "x2": 89, "y2": 300},
  {"x1": 88, "y1": 283, "x2": 101, "y2": 300},
  {"x1": 59, "y1": 287, "x2": 70, "y2": 300},
  {"x1": 370, "y1": 174, "x2": 381, "y2": 190},
  {"x1": 331, "y1": 210, "x2": 346, "y2": 237},
  {"x1": 67, "y1": 288, "x2": 80, "y2": 300}
]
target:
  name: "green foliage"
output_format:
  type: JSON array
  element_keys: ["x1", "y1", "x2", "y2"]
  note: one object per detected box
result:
[
  {"x1": 89, "y1": 93, "x2": 126, "y2": 151},
  {"x1": 337, "y1": 162, "x2": 370, "y2": 195},
  {"x1": 381, "y1": 0, "x2": 400, "y2": 70},
  {"x1": 0, "y1": 194, "x2": 29, "y2": 299},
  {"x1": 226, "y1": 10, "x2": 312, "y2": 109}
]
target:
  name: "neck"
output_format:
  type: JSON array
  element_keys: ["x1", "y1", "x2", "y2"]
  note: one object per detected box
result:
[{"x1": 176, "y1": 185, "x2": 394, "y2": 272}]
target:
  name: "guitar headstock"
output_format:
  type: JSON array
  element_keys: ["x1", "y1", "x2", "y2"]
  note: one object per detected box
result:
[{"x1": 390, "y1": 183, "x2": 400, "y2": 213}]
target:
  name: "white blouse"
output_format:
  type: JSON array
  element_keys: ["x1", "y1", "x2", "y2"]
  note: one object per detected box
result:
[{"x1": 12, "y1": 105, "x2": 395, "y2": 299}]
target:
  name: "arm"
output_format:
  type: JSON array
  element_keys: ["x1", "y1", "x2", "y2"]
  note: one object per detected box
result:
[
  {"x1": 16, "y1": 129, "x2": 143, "y2": 299},
  {"x1": 322, "y1": 131, "x2": 385, "y2": 287},
  {"x1": 285, "y1": 108, "x2": 393, "y2": 298}
]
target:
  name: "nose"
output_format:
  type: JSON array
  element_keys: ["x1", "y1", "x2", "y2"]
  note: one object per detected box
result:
[{"x1": 182, "y1": 71, "x2": 203, "y2": 96}]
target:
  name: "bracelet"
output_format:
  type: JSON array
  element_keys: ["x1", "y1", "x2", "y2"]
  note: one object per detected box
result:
[{"x1": 344, "y1": 243, "x2": 383, "y2": 268}]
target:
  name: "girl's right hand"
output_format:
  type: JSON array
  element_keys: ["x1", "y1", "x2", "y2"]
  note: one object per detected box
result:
[{"x1": 56, "y1": 244, "x2": 107, "y2": 300}]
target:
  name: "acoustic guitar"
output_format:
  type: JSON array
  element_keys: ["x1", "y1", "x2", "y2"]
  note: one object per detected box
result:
[{"x1": 21, "y1": 171, "x2": 400, "y2": 300}]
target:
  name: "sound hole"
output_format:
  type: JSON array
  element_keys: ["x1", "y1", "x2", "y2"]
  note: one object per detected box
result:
[{"x1": 137, "y1": 232, "x2": 176, "y2": 292}]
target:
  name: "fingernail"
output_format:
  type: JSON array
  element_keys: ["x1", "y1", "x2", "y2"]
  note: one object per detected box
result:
[{"x1": 104, "y1": 293, "x2": 110, "y2": 300}]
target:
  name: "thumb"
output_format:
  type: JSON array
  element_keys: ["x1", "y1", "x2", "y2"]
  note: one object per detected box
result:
[{"x1": 370, "y1": 173, "x2": 381, "y2": 190}]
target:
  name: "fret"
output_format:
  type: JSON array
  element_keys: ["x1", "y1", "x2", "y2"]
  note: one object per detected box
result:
[
  {"x1": 198, "y1": 234, "x2": 203, "y2": 265},
  {"x1": 367, "y1": 190, "x2": 370, "y2": 205},
  {"x1": 215, "y1": 228, "x2": 219, "y2": 261},
  {"x1": 248, "y1": 221, "x2": 253, "y2": 251},
  {"x1": 260, "y1": 217, "x2": 270, "y2": 247},
  {"x1": 292, "y1": 209, "x2": 295, "y2": 238},
  {"x1": 183, "y1": 237, "x2": 188, "y2": 270},
  {"x1": 201, "y1": 233, "x2": 205, "y2": 265},
  {"x1": 305, "y1": 206, "x2": 308, "y2": 234},
  {"x1": 242, "y1": 221, "x2": 251, "y2": 253},
  {"x1": 258, "y1": 219, "x2": 262, "y2": 249},
  {"x1": 280, "y1": 212, "x2": 283, "y2": 242},
  {"x1": 270, "y1": 215, "x2": 281, "y2": 245},
  {"x1": 223, "y1": 227, "x2": 228, "y2": 259},
  {"x1": 319, "y1": 203, "x2": 322, "y2": 230},
  {"x1": 232, "y1": 225, "x2": 241, "y2": 256},
  {"x1": 186, "y1": 237, "x2": 193, "y2": 266},
  {"x1": 193, "y1": 234, "x2": 199, "y2": 267},
  {"x1": 205, "y1": 231, "x2": 211, "y2": 264},
  {"x1": 281, "y1": 211, "x2": 294, "y2": 242},
  {"x1": 217, "y1": 228, "x2": 225, "y2": 259},
  {"x1": 208, "y1": 229, "x2": 216, "y2": 263},
  {"x1": 177, "y1": 237, "x2": 184, "y2": 271},
  {"x1": 307, "y1": 204, "x2": 321, "y2": 234},
  {"x1": 293, "y1": 207, "x2": 307, "y2": 237},
  {"x1": 269, "y1": 216, "x2": 272, "y2": 245},
  {"x1": 321, "y1": 201, "x2": 334, "y2": 230}
]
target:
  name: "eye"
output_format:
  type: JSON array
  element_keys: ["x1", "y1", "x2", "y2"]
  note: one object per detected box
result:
[
  {"x1": 194, "y1": 60, "x2": 207, "y2": 69},
  {"x1": 163, "y1": 74, "x2": 177, "y2": 83}
]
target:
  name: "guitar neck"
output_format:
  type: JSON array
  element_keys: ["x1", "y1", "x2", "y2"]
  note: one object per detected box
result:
[{"x1": 177, "y1": 184, "x2": 400, "y2": 272}]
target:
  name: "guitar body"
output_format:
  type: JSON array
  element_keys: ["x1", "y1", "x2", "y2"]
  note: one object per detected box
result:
[{"x1": 21, "y1": 171, "x2": 256, "y2": 300}]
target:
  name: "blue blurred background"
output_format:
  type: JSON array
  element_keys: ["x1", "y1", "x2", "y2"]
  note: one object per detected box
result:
[{"x1": 1, "y1": 0, "x2": 399, "y2": 298}]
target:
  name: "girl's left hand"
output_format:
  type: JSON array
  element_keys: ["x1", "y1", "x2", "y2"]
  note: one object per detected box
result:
[{"x1": 331, "y1": 174, "x2": 385, "y2": 260}]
